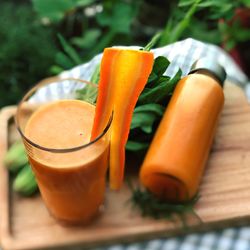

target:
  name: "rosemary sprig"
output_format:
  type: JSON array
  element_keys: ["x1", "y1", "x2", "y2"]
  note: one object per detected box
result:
[{"x1": 127, "y1": 181, "x2": 201, "y2": 228}]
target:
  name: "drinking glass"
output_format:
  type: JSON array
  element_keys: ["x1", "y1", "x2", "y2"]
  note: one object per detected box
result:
[{"x1": 15, "y1": 77, "x2": 112, "y2": 224}]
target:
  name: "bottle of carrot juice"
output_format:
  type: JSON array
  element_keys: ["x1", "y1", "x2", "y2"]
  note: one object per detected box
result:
[{"x1": 140, "y1": 58, "x2": 226, "y2": 202}]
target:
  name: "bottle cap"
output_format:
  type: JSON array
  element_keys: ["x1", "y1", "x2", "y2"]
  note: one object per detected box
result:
[{"x1": 189, "y1": 58, "x2": 227, "y2": 87}]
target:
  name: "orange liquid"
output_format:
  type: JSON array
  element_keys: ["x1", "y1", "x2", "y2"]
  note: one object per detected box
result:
[{"x1": 25, "y1": 100, "x2": 110, "y2": 224}]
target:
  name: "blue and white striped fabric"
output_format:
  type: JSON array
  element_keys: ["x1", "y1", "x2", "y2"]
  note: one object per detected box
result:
[
  {"x1": 60, "y1": 38, "x2": 249, "y2": 250},
  {"x1": 60, "y1": 38, "x2": 248, "y2": 85}
]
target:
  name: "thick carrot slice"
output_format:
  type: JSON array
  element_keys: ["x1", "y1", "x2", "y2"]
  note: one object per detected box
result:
[{"x1": 91, "y1": 48, "x2": 154, "y2": 190}]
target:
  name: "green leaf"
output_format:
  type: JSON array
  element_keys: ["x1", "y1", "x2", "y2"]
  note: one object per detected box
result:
[
  {"x1": 171, "y1": 68, "x2": 182, "y2": 85},
  {"x1": 57, "y1": 34, "x2": 82, "y2": 65},
  {"x1": 138, "y1": 70, "x2": 181, "y2": 105},
  {"x1": 131, "y1": 104, "x2": 165, "y2": 133},
  {"x1": 71, "y1": 29, "x2": 101, "y2": 49},
  {"x1": 74, "y1": 0, "x2": 96, "y2": 7},
  {"x1": 32, "y1": 0, "x2": 75, "y2": 22},
  {"x1": 197, "y1": 0, "x2": 222, "y2": 8},
  {"x1": 178, "y1": 0, "x2": 197, "y2": 7},
  {"x1": 134, "y1": 103, "x2": 165, "y2": 116},
  {"x1": 147, "y1": 56, "x2": 170, "y2": 86},
  {"x1": 55, "y1": 51, "x2": 75, "y2": 69},
  {"x1": 96, "y1": 1, "x2": 138, "y2": 34},
  {"x1": 147, "y1": 72, "x2": 158, "y2": 83},
  {"x1": 50, "y1": 65, "x2": 64, "y2": 75},
  {"x1": 152, "y1": 56, "x2": 170, "y2": 77},
  {"x1": 138, "y1": 84, "x2": 166, "y2": 105},
  {"x1": 126, "y1": 141, "x2": 149, "y2": 151},
  {"x1": 32, "y1": 0, "x2": 95, "y2": 22},
  {"x1": 131, "y1": 113, "x2": 157, "y2": 133}
]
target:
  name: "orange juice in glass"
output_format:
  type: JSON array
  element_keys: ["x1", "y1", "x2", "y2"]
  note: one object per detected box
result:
[{"x1": 16, "y1": 78, "x2": 112, "y2": 224}]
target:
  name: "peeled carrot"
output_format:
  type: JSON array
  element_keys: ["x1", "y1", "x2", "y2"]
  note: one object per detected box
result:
[
  {"x1": 139, "y1": 71, "x2": 225, "y2": 202},
  {"x1": 92, "y1": 48, "x2": 154, "y2": 190}
]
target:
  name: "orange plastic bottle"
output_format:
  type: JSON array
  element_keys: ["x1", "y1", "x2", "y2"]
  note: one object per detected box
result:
[{"x1": 139, "y1": 58, "x2": 226, "y2": 202}]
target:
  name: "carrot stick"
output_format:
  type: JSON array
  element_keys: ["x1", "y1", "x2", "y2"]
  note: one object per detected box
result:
[{"x1": 92, "y1": 48, "x2": 154, "y2": 190}]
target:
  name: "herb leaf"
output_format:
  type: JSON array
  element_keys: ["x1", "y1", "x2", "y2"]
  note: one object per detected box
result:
[
  {"x1": 134, "y1": 103, "x2": 165, "y2": 115},
  {"x1": 147, "y1": 56, "x2": 170, "y2": 85},
  {"x1": 139, "y1": 76, "x2": 172, "y2": 104},
  {"x1": 130, "y1": 104, "x2": 165, "y2": 133},
  {"x1": 151, "y1": 56, "x2": 170, "y2": 77}
]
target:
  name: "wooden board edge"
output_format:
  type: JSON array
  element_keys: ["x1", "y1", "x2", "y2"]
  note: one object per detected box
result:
[
  {"x1": 6, "y1": 214, "x2": 250, "y2": 250},
  {"x1": 0, "y1": 106, "x2": 17, "y2": 250}
]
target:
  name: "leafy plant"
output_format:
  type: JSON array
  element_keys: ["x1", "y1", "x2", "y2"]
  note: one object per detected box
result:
[{"x1": 159, "y1": 0, "x2": 250, "y2": 50}]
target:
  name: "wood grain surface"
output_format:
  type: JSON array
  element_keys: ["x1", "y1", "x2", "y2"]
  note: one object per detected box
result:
[{"x1": 1, "y1": 82, "x2": 250, "y2": 250}]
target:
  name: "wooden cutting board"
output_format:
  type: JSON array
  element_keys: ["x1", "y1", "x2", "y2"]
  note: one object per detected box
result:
[{"x1": 1, "y1": 82, "x2": 250, "y2": 250}]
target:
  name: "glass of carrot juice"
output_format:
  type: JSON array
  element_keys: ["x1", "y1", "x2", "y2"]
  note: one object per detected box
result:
[{"x1": 15, "y1": 77, "x2": 112, "y2": 225}]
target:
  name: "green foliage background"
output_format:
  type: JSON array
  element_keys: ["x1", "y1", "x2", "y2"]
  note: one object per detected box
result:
[
  {"x1": 0, "y1": 2, "x2": 58, "y2": 107},
  {"x1": 0, "y1": 0, "x2": 249, "y2": 108}
]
